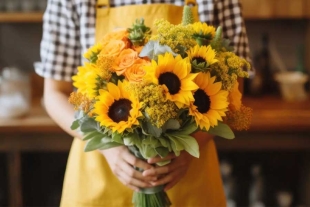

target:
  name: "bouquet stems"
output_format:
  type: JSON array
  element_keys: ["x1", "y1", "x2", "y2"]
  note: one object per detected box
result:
[
  {"x1": 129, "y1": 146, "x2": 171, "y2": 207},
  {"x1": 132, "y1": 185, "x2": 171, "y2": 207}
]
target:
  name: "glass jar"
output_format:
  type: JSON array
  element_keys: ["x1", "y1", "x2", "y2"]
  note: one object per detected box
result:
[{"x1": 0, "y1": 67, "x2": 31, "y2": 118}]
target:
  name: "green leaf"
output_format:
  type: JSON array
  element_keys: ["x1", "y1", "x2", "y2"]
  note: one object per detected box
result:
[
  {"x1": 167, "y1": 134, "x2": 199, "y2": 158},
  {"x1": 156, "y1": 160, "x2": 171, "y2": 166},
  {"x1": 70, "y1": 120, "x2": 80, "y2": 130},
  {"x1": 207, "y1": 122, "x2": 235, "y2": 139},
  {"x1": 140, "y1": 144, "x2": 157, "y2": 159},
  {"x1": 162, "y1": 119, "x2": 180, "y2": 132},
  {"x1": 98, "y1": 142, "x2": 123, "y2": 150},
  {"x1": 123, "y1": 133, "x2": 142, "y2": 147},
  {"x1": 146, "y1": 122, "x2": 162, "y2": 138},
  {"x1": 112, "y1": 132, "x2": 123, "y2": 144},
  {"x1": 155, "y1": 147, "x2": 169, "y2": 158},
  {"x1": 180, "y1": 121, "x2": 198, "y2": 135},
  {"x1": 82, "y1": 131, "x2": 102, "y2": 141},
  {"x1": 84, "y1": 136, "x2": 112, "y2": 152},
  {"x1": 80, "y1": 117, "x2": 99, "y2": 133}
]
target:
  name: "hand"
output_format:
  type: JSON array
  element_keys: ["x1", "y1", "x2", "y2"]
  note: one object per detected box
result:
[
  {"x1": 142, "y1": 151, "x2": 193, "y2": 191},
  {"x1": 99, "y1": 146, "x2": 156, "y2": 191}
]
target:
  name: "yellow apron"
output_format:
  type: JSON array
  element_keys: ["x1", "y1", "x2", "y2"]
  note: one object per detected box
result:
[{"x1": 60, "y1": 0, "x2": 226, "y2": 206}]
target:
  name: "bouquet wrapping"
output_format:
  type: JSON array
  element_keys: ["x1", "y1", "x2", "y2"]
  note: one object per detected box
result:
[{"x1": 69, "y1": 6, "x2": 252, "y2": 207}]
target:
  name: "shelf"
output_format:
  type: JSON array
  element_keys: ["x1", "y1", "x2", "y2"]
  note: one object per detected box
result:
[
  {"x1": 241, "y1": 0, "x2": 306, "y2": 19},
  {"x1": 0, "y1": 12, "x2": 43, "y2": 23},
  {"x1": 242, "y1": 96, "x2": 310, "y2": 132}
]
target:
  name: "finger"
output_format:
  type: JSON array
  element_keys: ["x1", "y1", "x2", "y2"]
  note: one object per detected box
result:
[
  {"x1": 123, "y1": 152, "x2": 153, "y2": 171},
  {"x1": 143, "y1": 163, "x2": 177, "y2": 177},
  {"x1": 147, "y1": 153, "x2": 176, "y2": 164},
  {"x1": 151, "y1": 167, "x2": 184, "y2": 187},
  {"x1": 118, "y1": 168, "x2": 153, "y2": 189},
  {"x1": 121, "y1": 160, "x2": 157, "y2": 182},
  {"x1": 117, "y1": 175, "x2": 139, "y2": 192}
]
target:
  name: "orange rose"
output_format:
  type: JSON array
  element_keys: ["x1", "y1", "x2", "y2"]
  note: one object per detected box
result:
[
  {"x1": 125, "y1": 59, "x2": 150, "y2": 83},
  {"x1": 100, "y1": 29, "x2": 128, "y2": 42},
  {"x1": 99, "y1": 40, "x2": 126, "y2": 58},
  {"x1": 112, "y1": 49, "x2": 138, "y2": 75},
  {"x1": 100, "y1": 29, "x2": 130, "y2": 48}
]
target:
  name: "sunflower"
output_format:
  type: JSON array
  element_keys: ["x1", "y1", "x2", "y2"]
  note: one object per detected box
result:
[
  {"x1": 187, "y1": 45, "x2": 218, "y2": 73},
  {"x1": 72, "y1": 63, "x2": 111, "y2": 99},
  {"x1": 93, "y1": 81, "x2": 142, "y2": 133},
  {"x1": 144, "y1": 52, "x2": 198, "y2": 108},
  {"x1": 83, "y1": 42, "x2": 103, "y2": 63},
  {"x1": 189, "y1": 72, "x2": 229, "y2": 131},
  {"x1": 192, "y1": 22, "x2": 216, "y2": 37},
  {"x1": 192, "y1": 22, "x2": 216, "y2": 46}
]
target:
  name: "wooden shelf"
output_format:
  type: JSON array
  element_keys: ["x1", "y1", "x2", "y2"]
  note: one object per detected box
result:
[
  {"x1": 241, "y1": 0, "x2": 306, "y2": 19},
  {"x1": 0, "y1": 12, "x2": 43, "y2": 23},
  {"x1": 242, "y1": 96, "x2": 310, "y2": 132}
]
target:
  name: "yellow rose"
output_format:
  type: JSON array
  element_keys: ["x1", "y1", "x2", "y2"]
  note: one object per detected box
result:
[
  {"x1": 112, "y1": 49, "x2": 138, "y2": 76},
  {"x1": 125, "y1": 59, "x2": 149, "y2": 83}
]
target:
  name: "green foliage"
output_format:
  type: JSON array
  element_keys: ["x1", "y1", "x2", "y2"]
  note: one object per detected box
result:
[
  {"x1": 210, "y1": 26, "x2": 234, "y2": 52},
  {"x1": 89, "y1": 52, "x2": 99, "y2": 63},
  {"x1": 207, "y1": 122, "x2": 235, "y2": 139},
  {"x1": 127, "y1": 18, "x2": 151, "y2": 46}
]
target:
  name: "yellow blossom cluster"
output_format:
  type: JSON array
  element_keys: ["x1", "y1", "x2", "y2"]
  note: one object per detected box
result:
[
  {"x1": 68, "y1": 92, "x2": 93, "y2": 116},
  {"x1": 96, "y1": 54, "x2": 115, "y2": 75},
  {"x1": 151, "y1": 19, "x2": 196, "y2": 53},
  {"x1": 210, "y1": 51, "x2": 250, "y2": 91},
  {"x1": 129, "y1": 83, "x2": 178, "y2": 128},
  {"x1": 225, "y1": 105, "x2": 253, "y2": 131}
]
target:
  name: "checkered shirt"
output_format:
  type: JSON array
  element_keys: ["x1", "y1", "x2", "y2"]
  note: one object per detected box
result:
[{"x1": 36, "y1": 0, "x2": 251, "y2": 81}]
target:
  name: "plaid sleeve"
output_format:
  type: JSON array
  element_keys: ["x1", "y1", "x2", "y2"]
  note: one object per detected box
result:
[
  {"x1": 35, "y1": 0, "x2": 81, "y2": 81},
  {"x1": 213, "y1": 0, "x2": 251, "y2": 62}
]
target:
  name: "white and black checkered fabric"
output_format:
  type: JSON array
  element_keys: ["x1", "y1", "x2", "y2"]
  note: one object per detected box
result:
[{"x1": 36, "y1": 0, "x2": 251, "y2": 81}]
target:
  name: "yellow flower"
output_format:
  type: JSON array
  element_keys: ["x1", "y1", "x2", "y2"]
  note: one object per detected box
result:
[
  {"x1": 144, "y1": 53, "x2": 198, "y2": 108},
  {"x1": 228, "y1": 82, "x2": 242, "y2": 111},
  {"x1": 128, "y1": 83, "x2": 178, "y2": 128},
  {"x1": 189, "y1": 72, "x2": 229, "y2": 131},
  {"x1": 187, "y1": 45, "x2": 218, "y2": 71},
  {"x1": 151, "y1": 19, "x2": 196, "y2": 53},
  {"x1": 72, "y1": 63, "x2": 111, "y2": 99},
  {"x1": 192, "y1": 22, "x2": 216, "y2": 40},
  {"x1": 93, "y1": 81, "x2": 142, "y2": 133},
  {"x1": 68, "y1": 92, "x2": 93, "y2": 115},
  {"x1": 83, "y1": 43, "x2": 103, "y2": 61},
  {"x1": 225, "y1": 105, "x2": 253, "y2": 131},
  {"x1": 210, "y1": 51, "x2": 250, "y2": 91}
]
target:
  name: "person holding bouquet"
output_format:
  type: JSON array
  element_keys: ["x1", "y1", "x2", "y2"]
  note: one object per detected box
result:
[{"x1": 36, "y1": 0, "x2": 251, "y2": 206}]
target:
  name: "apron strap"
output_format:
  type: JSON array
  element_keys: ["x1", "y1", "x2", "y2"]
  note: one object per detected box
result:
[
  {"x1": 96, "y1": 0, "x2": 198, "y2": 8},
  {"x1": 97, "y1": 0, "x2": 109, "y2": 7}
]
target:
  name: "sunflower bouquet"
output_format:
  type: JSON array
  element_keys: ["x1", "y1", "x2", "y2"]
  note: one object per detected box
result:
[{"x1": 69, "y1": 6, "x2": 252, "y2": 207}]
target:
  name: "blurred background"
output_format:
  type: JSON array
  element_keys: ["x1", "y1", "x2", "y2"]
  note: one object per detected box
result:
[{"x1": 0, "y1": 0, "x2": 310, "y2": 206}]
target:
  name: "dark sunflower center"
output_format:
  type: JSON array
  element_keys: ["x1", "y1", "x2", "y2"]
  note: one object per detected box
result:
[
  {"x1": 193, "y1": 89, "x2": 211, "y2": 113},
  {"x1": 158, "y1": 72, "x2": 181, "y2": 95},
  {"x1": 108, "y1": 99, "x2": 132, "y2": 123},
  {"x1": 192, "y1": 57, "x2": 206, "y2": 65}
]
